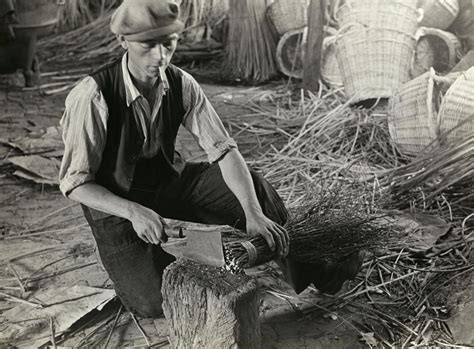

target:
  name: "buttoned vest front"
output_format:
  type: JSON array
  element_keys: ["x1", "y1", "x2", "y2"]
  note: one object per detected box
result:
[{"x1": 90, "y1": 58, "x2": 185, "y2": 198}]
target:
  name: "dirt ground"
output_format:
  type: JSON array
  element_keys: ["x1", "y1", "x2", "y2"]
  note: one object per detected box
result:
[{"x1": 0, "y1": 66, "x2": 379, "y2": 348}]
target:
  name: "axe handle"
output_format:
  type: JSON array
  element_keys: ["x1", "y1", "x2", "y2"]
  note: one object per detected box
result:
[{"x1": 165, "y1": 227, "x2": 185, "y2": 239}]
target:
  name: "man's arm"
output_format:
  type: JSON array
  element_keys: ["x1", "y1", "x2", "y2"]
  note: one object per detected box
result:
[
  {"x1": 178, "y1": 70, "x2": 288, "y2": 255},
  {"x1": 69, "y1": 183, "x2": 168, "y2": 245},
  {"x1": 218, "y1": 148, "x2": 289, "y2": 256},
  {"x1": 59, "y1": 77, "x2": 166, "y2": 245}
]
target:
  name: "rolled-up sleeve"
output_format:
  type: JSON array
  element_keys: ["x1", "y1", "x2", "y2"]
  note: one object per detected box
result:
[
  {"x1": 180, "y1": 69, "x2": 237, "y2": 163},
  {"x1": 59, "y1": 77, "x2": 108, "y2": 196}
]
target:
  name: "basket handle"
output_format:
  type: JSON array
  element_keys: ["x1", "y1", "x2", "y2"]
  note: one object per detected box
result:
[
  {"x1": 425, "y1": 68, "x2": 460, "y2": 139},
  {"x1": 333, "y1": 21, "x2": 367, "y2": 41},
  {"x1": 426, "y1": 68, "x2": 438, "y2": 139}
]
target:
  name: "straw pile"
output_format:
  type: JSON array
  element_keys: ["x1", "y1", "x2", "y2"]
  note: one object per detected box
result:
[
  {"x1": 226, "y1": 87, "x2": 405, "y2": 207},
  {"x1": 381, "y1": 135, "x2": 474, "y2": 224},
  {"x1": 223, "y1": 88, "x2": 472, "y2": 345},
  {"x1": 300, "y1": 228, "x2": 472, "y2": 347},
  {"x1": 223, "y1": 0, "x2": 278, "y2": 82}
]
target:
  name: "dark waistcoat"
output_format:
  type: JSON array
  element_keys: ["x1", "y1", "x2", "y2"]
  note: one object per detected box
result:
[{"x1": 90, "y1": 58, "x2": 185, "y2": 199}]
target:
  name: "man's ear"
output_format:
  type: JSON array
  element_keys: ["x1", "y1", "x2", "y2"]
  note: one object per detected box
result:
[{"x1": 116, "y1": 35, "x2": 128, "y2": 50}]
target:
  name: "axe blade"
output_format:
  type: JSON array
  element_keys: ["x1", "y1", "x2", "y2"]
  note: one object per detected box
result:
[{"x1": 182, "y1": 229, "x2": 225, "y2": 267}]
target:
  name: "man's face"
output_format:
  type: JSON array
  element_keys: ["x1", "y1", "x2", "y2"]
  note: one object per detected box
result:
[{"x1": 120, "y1": 33, "x2": 179, "y2": 78}]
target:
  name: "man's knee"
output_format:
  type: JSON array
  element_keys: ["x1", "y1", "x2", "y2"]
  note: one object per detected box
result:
[{"x1": 122, "y1": 292, "x2": 165, "y2": 319}]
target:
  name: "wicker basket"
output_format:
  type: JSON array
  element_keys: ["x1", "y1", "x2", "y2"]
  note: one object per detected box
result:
[
  {"x1": 418, "y1": 0, "x2": 459, "y2": 30},
  {"x1": 439, "y1": 67, "x2": 474, "y2": 143},
  {"x1": 388, "y1": 68, "x2": 460, "y2": 155},
  {"x1": 267, "y1": 0, "x2": 310, "y2": 36},
  {"x1": 275, "y1": 27, "x2": 307, "y2": 78},
  {"x1": 334, "y1": 0, "x2": 419, "y2": 104},
  {"x1": 276, "y1": 26, "x2": 338, "y2": 80},
  {"x1": 411, "y1": 27, "x2": 462, "y2": 78},
  {"x1": 321, "y1": 32, "x2": 344, "y2": 87}
]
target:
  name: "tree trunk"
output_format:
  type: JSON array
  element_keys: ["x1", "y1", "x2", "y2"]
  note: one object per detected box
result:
[{"x1": 162, "y1": 258, "x2": 261, "y2": 349}]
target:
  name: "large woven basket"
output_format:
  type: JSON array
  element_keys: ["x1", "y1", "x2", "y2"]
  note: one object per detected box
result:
[
  {"x1": 439, "y1": 67, "x2": 474, "y2": 143},
  {"x1": 267, "y1": 0, "x2": 310, "y2": 36},
  {"x1": 418, "y1": 0, "x2": 459, "y2": 30},
  {"x1": 388, "y1": 68, "x2": 460, "y2": 155},
  {"x1": 334, "y1": 0, "x2": 419, "y2": 104},
  {"x1": 321, "y1": 33, "x2": 344, "y2": 87},
  {"x1": 411, "y1": 27, "x2": 462, "y2": 78}
]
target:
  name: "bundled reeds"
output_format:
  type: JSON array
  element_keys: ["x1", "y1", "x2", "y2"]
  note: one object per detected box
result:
[
  {"x1": 39, "y1": 13, "x2": 120, "y2": 66},
  {"x1": 180, "y1": 0, "x2": 229, "y2": 28},
  {"x1": 57, "y1": 0, "x2": 120, "y2": 31},
  {"x1": 381, "y1": 134, "x2": 474, "y2": 224},
  {"x1": 224, "y1": 180, "x2": 394, "y2": 270},
  {"x1": 223, "y1": 0, "x2": 278, "y2": 82},
  {"x1": 40, "y1": 1, "x2": 230, "y2": 67}
]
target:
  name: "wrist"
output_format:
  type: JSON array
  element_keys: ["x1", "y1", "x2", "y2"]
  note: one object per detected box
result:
[
  {"x1": 126, "y1": 201, "x2": 142, "y2": 221},
  {"x1": 244, "y1": 206, "x2": 264, "y2": 222}
]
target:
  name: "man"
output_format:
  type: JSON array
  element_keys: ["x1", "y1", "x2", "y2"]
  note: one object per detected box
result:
[{"x1": 59, "y1": 0, "x2": 289, "y2": 318}]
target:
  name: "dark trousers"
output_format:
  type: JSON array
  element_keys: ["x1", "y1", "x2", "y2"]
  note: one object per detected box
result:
[{"x1": 82, "y1": 162, "x2": 288, "y2": 318}]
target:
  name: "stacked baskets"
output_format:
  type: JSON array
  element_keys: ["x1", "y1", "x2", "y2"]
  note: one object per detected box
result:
[
  {"x1": 411, "y1": 27, "x2": 461, "y2": 77},
  {"x1": 334, "y1": 0, "x2": 419, "y2": 104},
  {"x1": 388, "y1": 68, "x2": 460, "y2": 155},
  {"x1": 418, "y1": 0, "x2": 459, "y2": 30},
  {"x1": 439, "y1": 67, "x2": 474, "y2": 142},
  {"x1": 267, "y1": 0, "x2": 310, "y2": 36}
]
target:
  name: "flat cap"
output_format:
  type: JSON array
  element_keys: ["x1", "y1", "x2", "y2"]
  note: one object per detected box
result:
[{"x1": 110, "y1": 0, "x2": 184, "y2": 42}]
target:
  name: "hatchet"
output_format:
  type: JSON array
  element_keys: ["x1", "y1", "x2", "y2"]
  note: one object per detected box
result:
[{"x1": 164, "y1": 225, "x2": 226, "y2": 268}]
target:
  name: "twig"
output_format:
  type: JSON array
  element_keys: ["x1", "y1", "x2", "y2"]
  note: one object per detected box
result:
[
  {"x1": 8, "y1": 264, "x2": 27, "y2": 293},
  {"x1": 0, "y1": 291, "x2": 43, "y2": 308},
  {"x1": 104, "y1": 304, "x2": 123, "y2": 348},
  {"x1": 50, "y1": 316, "x2": 57, "y2": 349},
  {"x1": 343, "y1": 271, "x2": 420, "y2": 300},
  {"x1": 415, "y1": 266, "x2": 474, "y2": 313},
  {"x1": 2, "y1": 222, "x2": 89, "y2": 240},
  {"x1": 28, "y1": 203, "x2": 77, "y2": 226},
  {"x1": 131, "y1": 312, "x2": 151, "y2": 347}
]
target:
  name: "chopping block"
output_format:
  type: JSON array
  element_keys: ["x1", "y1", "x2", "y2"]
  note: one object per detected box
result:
[{"x1": 162, "y1": 258, "x2": 261, "y2": 349}]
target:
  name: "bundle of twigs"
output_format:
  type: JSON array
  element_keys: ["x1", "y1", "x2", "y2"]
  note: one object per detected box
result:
[
  {"x1": 223, "y1": 0, "x2": 278, "y2": 82},
  {"x1": 180, "y1": 0, "x2": 229, "y2": 28},
  {"x1": 57, "y1": 0, "x2": 120, "y2": 31},
  {"x1": 380, "y1": 134, "x2": 474, "y2": 224},
  {"x1": 224, "y1": 180, "x2": 395, "y2": 270},
  {"x1": 39, "y1": 1, "x2": 229, "y2": 69},
  {"x1": 38, "y1": 13, "x2": 120, "y2": 66}
]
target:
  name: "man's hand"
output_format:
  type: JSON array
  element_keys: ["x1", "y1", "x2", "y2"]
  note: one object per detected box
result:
[
  {"x1": 246, "y1": 211, "x2": 289, "y2": 256},
  {"x1": 129, "y1": 204, "x2": 168, "y2": 244}
]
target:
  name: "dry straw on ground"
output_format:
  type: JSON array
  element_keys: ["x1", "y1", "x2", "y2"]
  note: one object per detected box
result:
[
  {"x1": 225, "y1": 86, "x2": 405, "y2": 207},
  {"x1": 223, "y1": 84, "x2": 472, "y2": 346}
]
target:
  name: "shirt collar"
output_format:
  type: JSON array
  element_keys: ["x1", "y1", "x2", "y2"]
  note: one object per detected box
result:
[{"x1": 121, "y1": 52, "x2": 169, "y2": 107}]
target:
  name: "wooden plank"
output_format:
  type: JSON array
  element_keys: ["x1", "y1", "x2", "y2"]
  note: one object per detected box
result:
[{"x1": 302, "y1": 0, "x2": 326, "y2": 91}]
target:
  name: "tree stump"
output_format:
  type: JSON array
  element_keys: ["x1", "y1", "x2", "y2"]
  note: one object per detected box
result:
[{"x1": 162, "y1": 258, "x2": 260, "y2": 349}]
